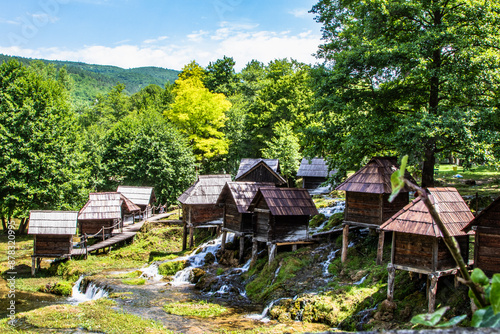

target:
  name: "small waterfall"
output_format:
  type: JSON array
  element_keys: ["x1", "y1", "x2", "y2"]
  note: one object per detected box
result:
[
  {"x1": 354, "y1": 274, "x2": 368, "y2": 285},
  {"x1": 270, "y1": 265, "x2": 281, "y2": 285},
  {"x1": 170, "y1": 232, "x2": 234, "y2": 286},
  {"x1": 323, "y1": 249, "x2": 340, "y2": 277},
  {"x1": 317, "y1": 200, "x2": 345, "y2": 218},
  {"x1": 68, "y1": 275, "x2": 108, "y2": 304},
  {"x1": 246, "y1": 297, "x2": 287, "y2": 322},
  {"x1": 140, "y1": 263, "x2": 163, "y2": 281}
]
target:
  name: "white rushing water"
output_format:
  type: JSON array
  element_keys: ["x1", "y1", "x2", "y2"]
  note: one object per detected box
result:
[
  {"x1": 68, "y1": 275, "x2": 108, "y2": 304},
  {"x1": 140, "y1": 263, "x2": 163, "y2": 281},
  {"x1": 170, "y1": 232, "x2": 235, "y2": 286},
  {"x1": 317, "y1": 200, "x2": 345, "y2": 218},
  {"x1": 323, "y1": 249, "x2": 340, "y2": 277}
]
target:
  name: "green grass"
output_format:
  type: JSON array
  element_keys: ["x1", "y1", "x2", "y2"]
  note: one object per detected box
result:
[
  {"x1": 121, "y1": 278, "x2": 146, "y2": 285},
  {"x1": 434, "y1": 164, "x2": 500, "y2": 196},
  {"x1": 163, "y1": 300, "x2": 228, "y2": 318}
]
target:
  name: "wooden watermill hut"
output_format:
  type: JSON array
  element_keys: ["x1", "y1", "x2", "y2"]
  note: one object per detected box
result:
[
  {"x1": 78, "y1": 192, "x2": 140, "y2": 237},
  {"x1": 29, "y1": 210, "x2": 79, "y2": 275},
  {"x1": 178, "y1": 174, "x2": 232, "y2": 249},
  {"x1": 335, "y1": 157, "x2": 415, "y2": 264},
  {"x1": 235, "y1": 158, "x2": 286, "y2": 186},
  {"x1": 296, "y1": 157, "x2": 336, "y2": 189},
  {"x1": 463, "y1": 195, "x2": 500, "y2": 277},
  {"x1": 380, "y1": 187, "x2": 473, "y2": 312},
  {"x1": 248, "y1": 187, "x2": 319, "y2": 264},
  {"x1": 116, "y1": 186, "x2": 156, "y2": 217},
  {"x1": 216, "y1": 181, "x2": 274, "y2": 263}
]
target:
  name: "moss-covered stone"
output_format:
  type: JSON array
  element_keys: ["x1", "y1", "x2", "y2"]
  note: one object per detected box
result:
[{"x1": 158, "y1": 260, "x2": 187, "y2": 276}]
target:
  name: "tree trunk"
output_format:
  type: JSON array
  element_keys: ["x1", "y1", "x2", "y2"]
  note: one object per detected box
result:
[
  {"x1": 1, "y1": 216, "x2": 7, "y2": 233},
  {"x1": 18, "y1": 217, "x2": 28, "y2": 235},
  {"x1": 421, "y1": 145, "x2": 436, "y2": 188}
]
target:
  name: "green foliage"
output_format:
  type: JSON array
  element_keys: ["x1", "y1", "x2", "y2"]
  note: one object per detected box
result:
[
  {"x1": 51, "y1": 281, "x2": 73, "y2": 296},
  {"x1": 158, "y1": 260, "x2": 187, "y2": 276},
  {"x1": 389, "y1": 155, "x2": 408, "y2": 202},
  {"x1": 411, "y1": 307, "x2": 466, "y2": 328},
  {"x1": 121, "y1": 278, "x2": 146, "y2": 285},
  {"x1": 163, "y1": 300, "x2": 228, "y2": 318}
]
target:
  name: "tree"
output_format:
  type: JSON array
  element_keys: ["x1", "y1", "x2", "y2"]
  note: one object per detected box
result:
[
  {"x1": 261, "y1": 121, "x2": 301, "y2": 187},
  {"x1": 165, "y1": 62, "x2": 231, "y2": 164},
  {"x1": 310, "y1": 0, "x2": 500, "y2": 186},
  {"x1": 100, "y1": 109, "x2": 196, "y2": 206},
  {"x1": 0, "y1": 60, "x2": 90, "y2": 232},
  {"x1": 204, "y1": 56, "x2": 238, "y2": 96}
]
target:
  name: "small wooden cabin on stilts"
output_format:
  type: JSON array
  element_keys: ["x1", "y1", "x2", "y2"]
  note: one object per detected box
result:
[
  {"x1": 296, "y1": 157, "x2": 336, "y2": 189},
  {"x1": 235, "y1": 159, "x2": 286, "y2": 186},
  {"x1": 216, "y1": 181, "x2": 274, "y2": 263},
  {"x1": 380, "y1": 187, "x2": 473, "y2": 312},
  {"x1": 116, "y1": 186, "x2": 156, "y2": 218},
  {"x1": 335, "y1": 157, "x2": 415, "y2": 265},
  {"x1": 178, "y1": 174, "x2": 232, "y2": 250},
  {"x1": 78, "y1": 192, "x2": 140, "y2": 238},
  {"x1": 247, "y1": 187, "x2": 319, "y2": 264},
  {"x1": 28, "y1": 210, "x2": 79, "y2": 275},
  {"x1": 462, "y1": 195, "x2": 500, "y2": 277}
]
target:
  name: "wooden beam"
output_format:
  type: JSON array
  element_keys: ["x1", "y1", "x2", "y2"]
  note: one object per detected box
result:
[
  {"x1": 253, "y1": 208, "x2": 270, "y2": 213},
  {"x1": 341, "y1": 224, "x2": 349, "y2": 263},
  {"x1": 387, "y1": 264, "x2": 396, "y2": 301},
  {"x1": 221, "y1": 231, "x2": 227, "y2": 251},
  {"x1": 251, "y1": 239, "x2": 258, "y2": 268},
  {"x1": 377, "y1": 230, "x2": 385, "y2": 265},
  {"x1": 428, "y1": 274, "x2": 439, "y2": 313}
]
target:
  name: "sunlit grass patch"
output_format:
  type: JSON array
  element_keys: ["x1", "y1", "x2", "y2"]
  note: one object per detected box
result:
[
  {"x1": 163, "y1": 300, "x2": 228, "y2": 318},
  {"x1": 121, "y1": 277, "x2": 146, "y2": 285}
]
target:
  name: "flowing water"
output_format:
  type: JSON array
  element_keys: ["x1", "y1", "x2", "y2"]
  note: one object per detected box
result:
[{"x1": 67, "y1": 275, "x2": 109, "y2": 304}]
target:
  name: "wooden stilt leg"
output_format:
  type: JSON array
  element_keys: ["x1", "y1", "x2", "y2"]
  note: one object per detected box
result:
[
  {"x1": 221, "y1": 231, "x2": 227, "y2": 251},
  {"x1": 251, "y1": 240, "x2": 258, "y2": 267},
  {"x1": 32, "y1": 257, "x2": 36, "y2": 276},
  {"x1": 376, "y1": 231, "x2": 385, "y2": 265},
  {"x1": 239, "y1": 236, "x2": 245, "y2": 264},
  {"x1": 387, "y1": 264, "x2": 395, "y2": 301},
  {"x1": 182, "y1": 224, "x2": 187, "y2": 251},
  {"x1": 189, "y1": 225, "x2": 194, "y2": 249},
  {"x1": 37, "y1": 258, "x2": 42, "y2": 271},
  {"x1": 428, "y1": 274, "x2": 439, "y2": 313},
  {"x1": 292, "y1": 244, "x2": 297, "y2": 251},
  {"x1": 341, "y1": 224, "x2": 349, "y2": 263}
]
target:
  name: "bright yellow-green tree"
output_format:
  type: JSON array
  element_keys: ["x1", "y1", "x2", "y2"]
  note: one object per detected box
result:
[{"x1": 165, "y1": 62, "x2": 231, "y2": 163}]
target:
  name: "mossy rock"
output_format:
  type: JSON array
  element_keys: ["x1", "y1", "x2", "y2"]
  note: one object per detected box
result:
[
  {"x1": 204, "y1": 252, "x2": 215, "y2": 265},
  {"x1": 190, "y1": 268, "x2": 205, "y2": 284},
  {"x1": 158, "y1": 260, "x2": 187, "y2": 276},
  {"x1": 50, "y1": 281, "x2": 73, "y2": 296},
  {"x1": 310, "y1": 214, "x2": 327, "y2": 228}
]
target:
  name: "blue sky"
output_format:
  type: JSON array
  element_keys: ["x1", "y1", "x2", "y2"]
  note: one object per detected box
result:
[{"x1": 0, "y1": 0, "x2": 323, "y2": 71}]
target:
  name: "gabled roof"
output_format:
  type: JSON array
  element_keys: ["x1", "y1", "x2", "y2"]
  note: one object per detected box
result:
[
  {"x1": 216, "y1": 182, "x2": 275, "y2": 213},
  {"x1": 248, "y1": 187, "x2": 319, "y2": 216},
  {"x1": 235, "y1": 158, "x2": 286, "y2": 185},
  {"x1": 336, "y1": 157, "x2": 415, "y2": 194},
  {"x1": 380, "y1": 188, "x2": 473, "y2": 237},
  {"x1": 463, "y1": 195, "x2": 500, "y2": 232},
  {"x1": 28, "y1": 211, "x2": 78, "y2": 235},
  {"x1": 78, "y1": 192, "x2": 141, "y2": 220},
  {"x1": 116, "y1": 186, "x2": 156, "y2": 207},
  {"x1": 177, "y1": 174, "x2": 232, "y2": 205},
  {"x1": 296, "y1": 158, "x2": 336, "y2": 178}
]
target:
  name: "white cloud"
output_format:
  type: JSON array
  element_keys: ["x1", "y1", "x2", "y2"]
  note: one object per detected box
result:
[
  {"x1": 0, "y1": 28, "x2": 321, "y2": 71},
  {"x1": 289, "y1": 8, "x2": 310, "y2": 18}
]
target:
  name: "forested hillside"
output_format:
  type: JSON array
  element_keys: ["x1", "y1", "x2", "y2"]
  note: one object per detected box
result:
[{"x1": 0, "y1": 54, "x2": 179, "y2": 104}]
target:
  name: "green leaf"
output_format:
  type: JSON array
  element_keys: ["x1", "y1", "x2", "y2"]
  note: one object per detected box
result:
[
  {"x1": 472, "y1": 268, "x2": 490, "y2": 286},
  {"x1": 471, "y1": 308, "x2": 487, "y2": 327},
  {"x1": 491, "y1": 279, "x2": 500, "y2": 315},
  {"x1": 411, "y1": 306, "x2": 449, "y2": 327},
  {"x1": 435, "y1": 315, "x2": 467, "y2": 328},
  {"x1": 475, "y1": 306, "x2": 500, "y2": 328}
]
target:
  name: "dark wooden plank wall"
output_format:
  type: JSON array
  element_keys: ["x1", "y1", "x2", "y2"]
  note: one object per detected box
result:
[
  {"x1": 436, "y1": 236, "x2": 469, "y2": 271},
  {"x1": 382, "y1": 192, "x2": 409, "y2": 222},
  {"x1": 183, "y1": 204, "x2": 224, "y2": 225},
  {"x1": 238, "y1": 165, "x2": 279, "y2": 183},
  {"x1": 345, "y1": 192, "x2": 382, "y2": 225},
  {"x1": 303, "y1": 177, "x2": 326, "y2": 189},
  {"x1": 273, "y1": 215, "x2": 308, "y2": 242},
  {"x1": 475, "y1": 229, "x2": 500, "y2": 276},
  {"x1": 224, "y1": 203, "x2": 243, "y2": 231},
  {"x1": 35, "y1": 235, "x2": 72, "y2": 255},
  {"x1": 393, "y1": 232, "x2": 434, "y2": 270},
  {"x1": 79, "y1": 219, "x2": 115, "y2": 235}
]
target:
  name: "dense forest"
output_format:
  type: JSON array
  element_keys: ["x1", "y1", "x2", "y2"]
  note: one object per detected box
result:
[{"x1": 1, "y1": 0, "x2": 500, "y2": 232}]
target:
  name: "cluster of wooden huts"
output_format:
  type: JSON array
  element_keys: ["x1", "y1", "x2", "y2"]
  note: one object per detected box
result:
[
  {"x1": 177, "y1": 158, "x2": 320, "y2": 264},
  {"x1": 29, "y1": 186, "x2": 156, "y2": 274},
  {"x1": 333, "y1": 156, "x2": 500, "y2": 313}
]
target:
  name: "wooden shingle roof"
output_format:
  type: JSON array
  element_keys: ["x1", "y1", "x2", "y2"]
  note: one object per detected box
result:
[
  {"x1": 236, "y1": 158, "x2": 279, "y2": 179},
  {"x1": 380, "y1": 188, "x2": 473, "y2": 237},
  {"x1": 336, "y1": 157, "x2": 414, "y2": 194},
  {"x1": 78, "y1": 192, "x2": 141, "y2": 220},
  {"x1": 116, "y1": 186, "x2": 156, "y2": 207},
  {"x1": 463, "y1": 195, "x2": 500, "y2": 232},
  {"x1": 296, "y1": 158, "x2": 336, "y2": 178},
  {"x1": 177, "y1": 174, "x2": 232, "y2": 205},
  {"x1": 216, "y1": 182, "x2": 275, "y2": 213},
  {"x1": 248, "y1": 187, "x2": 319, "y2": 216},
  {"x1": 28, "y1": 211, "x2": 78, "y2": 235}
]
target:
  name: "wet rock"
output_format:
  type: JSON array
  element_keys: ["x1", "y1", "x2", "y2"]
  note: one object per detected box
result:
[
  {"x1": 190, "y1": 268, "x2": 205, "y2": 284},
  {"x1": 216, "y1": 249, "x2": 239, "y2": 267},
  {"x1": 373, "y1": 299, "x2": 396, "y2": 322},
  {"x1": 204, "y1": 252, "x2": 215, "y2": 265}
]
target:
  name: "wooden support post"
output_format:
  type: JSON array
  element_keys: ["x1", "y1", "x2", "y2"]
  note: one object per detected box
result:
[
  {"x1": 221, "y1": 231, "x2": 227, "y2": 251},
  {"x1": 251, "y1": 240, "x2": 258, "y2": 267},
  {"x1": 37, "y1": 258, "x2": 42, "y2": 272},
  {"x1": 341, "y1": 224, "x2": 349, "y2": 263},
  {"x1": 377, "y1": 231, "x2": 385, "y2": 265},
  {"x1": 387, "y1": 264, "x2": 396, "y2": 301},
  {"x1": 189, "y1": 225, "x2": 194, "y2": 248},
  {"x1": 292, "y1": 244, "x2": 297, "y2": 251},
  {"x1": 428, "y1": 274, "x2": 439, "y2": 313},
  {"x1": 31, "y1": 257, "x2": 36, "y2": 276},
  {"x1": 182, "y1": 224, "x2": 187, "y2": 251},
  {"x1": 239, "y1": 236, "x2": 245, "y2": 264},
  {"x1": 268, "y1": 243, "x2": 277, "y2": 265}
]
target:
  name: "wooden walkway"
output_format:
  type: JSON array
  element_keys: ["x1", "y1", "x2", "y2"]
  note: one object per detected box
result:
[{"x1": 71, "y1": 220, "x2": 146, "y2": 256}]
